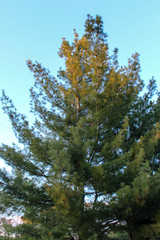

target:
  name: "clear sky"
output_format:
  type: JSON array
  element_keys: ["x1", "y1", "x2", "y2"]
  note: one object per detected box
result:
[{"x1": 0, "y1": 0, "x2": 160, "y2": 155}]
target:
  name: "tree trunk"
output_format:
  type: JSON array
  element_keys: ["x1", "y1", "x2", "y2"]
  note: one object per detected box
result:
[{"x1": 127, "y1": 221, "x2": 136, "y2": 240}]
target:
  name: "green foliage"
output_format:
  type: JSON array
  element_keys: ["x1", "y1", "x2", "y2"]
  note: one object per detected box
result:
[
  {"x1": 0, "y1": 15, "x2": 160, "y2": 240},
  {"x1": 108, "y1": 231, "x2": 129, "y2": 240}
]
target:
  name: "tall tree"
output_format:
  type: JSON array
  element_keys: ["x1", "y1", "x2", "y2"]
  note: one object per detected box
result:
[{"x1": 0, "y1": 15, "x2": 160, "y2": 240}]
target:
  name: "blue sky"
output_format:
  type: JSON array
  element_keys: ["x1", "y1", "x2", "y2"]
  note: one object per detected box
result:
[{"x1": 0, "y1": 0, "x2": 160, "y2": 152}]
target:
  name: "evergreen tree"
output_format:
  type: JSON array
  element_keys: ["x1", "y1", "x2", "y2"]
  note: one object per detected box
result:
[{"x1": 0, "y1": 15, "x2": 160, "y2": 240}]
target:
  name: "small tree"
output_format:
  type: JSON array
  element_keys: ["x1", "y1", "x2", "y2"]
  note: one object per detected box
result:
[{"x1": 0, "y1": 15, "x2": 160, "y2": 240}]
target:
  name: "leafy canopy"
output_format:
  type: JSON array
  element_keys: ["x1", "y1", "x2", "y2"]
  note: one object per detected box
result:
[{"x1": 0, "y1": 15, "x2": 160, "y2": 240}]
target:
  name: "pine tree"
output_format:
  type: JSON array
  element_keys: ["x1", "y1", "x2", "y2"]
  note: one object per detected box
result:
[{"x1": 0, "y1": 15, "x2": 160, "y2": 240}]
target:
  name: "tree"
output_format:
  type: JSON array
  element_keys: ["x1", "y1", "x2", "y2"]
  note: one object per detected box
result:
[{"x1": 0, "y1": 15, "x2": 160, "y2": 240}]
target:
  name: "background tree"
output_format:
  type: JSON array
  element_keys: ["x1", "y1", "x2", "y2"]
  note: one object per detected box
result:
[{"x1": 0, "y1": 15, "x2": 160, "y2": 240}]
